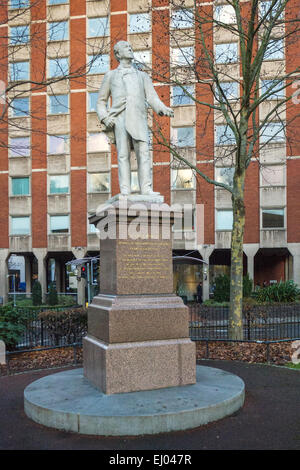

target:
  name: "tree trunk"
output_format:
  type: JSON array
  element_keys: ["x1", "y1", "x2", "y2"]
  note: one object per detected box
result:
[{"x1": 229, "y1": 170, "x2": 246, "y2": 340}]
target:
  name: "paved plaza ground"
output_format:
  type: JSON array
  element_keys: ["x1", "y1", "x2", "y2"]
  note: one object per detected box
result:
[{"x1": 0, "y1": 360, "x2": 299, "y2": 450}]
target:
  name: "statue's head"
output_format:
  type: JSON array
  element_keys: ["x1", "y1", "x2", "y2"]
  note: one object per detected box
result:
[{"x1": 113, "y1": 41, "x2": 134, "y2": 62}]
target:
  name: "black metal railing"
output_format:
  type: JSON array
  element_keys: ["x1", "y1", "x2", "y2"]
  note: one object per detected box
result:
[
  {"x1": 189, "y1": 303, "x2": 300, "y2": 341},
  {"x1": 13, "y1": 306, "x2": 86, "y2": 350}
]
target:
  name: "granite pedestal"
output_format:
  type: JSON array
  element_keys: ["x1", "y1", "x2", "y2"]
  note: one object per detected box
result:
[{"x1": 84, "y1": 197, "x2": 196, "y2": 394}]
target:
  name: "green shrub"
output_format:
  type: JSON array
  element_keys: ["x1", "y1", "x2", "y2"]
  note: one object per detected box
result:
[
  {"x1": 48, "y1": 282, "x2": 58, "y2": 306},
  {"x1": 0, "y1": 304, "x2": 33, "y2": 350},
  {"x1": 213, "y1": 273, "x2": 254, "y2": 302},
  {"x1": 243, "y1": 273, "x2": 253, "y2": 298},
  {"x1": 213, "y1": 274, "x2": 230, "y2": 302},
  {"x1": 32, "y1": 280, "x2": 42, "y2": 306},
  {"x1": 38, "y1": 307, "x2": 87, "y2": 345},
  {"x1": 256, "y1": 280, "x2": 300, "y2": 303}
]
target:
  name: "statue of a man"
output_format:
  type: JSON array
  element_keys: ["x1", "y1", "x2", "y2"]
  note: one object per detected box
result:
[{"x1": 96, "y1": 40, "x2": 174, "y2": 196}]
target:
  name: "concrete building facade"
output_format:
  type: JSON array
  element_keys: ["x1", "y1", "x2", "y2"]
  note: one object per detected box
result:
[{"x1": 0, "y1": 0, "x2": 300, "y2": 304}]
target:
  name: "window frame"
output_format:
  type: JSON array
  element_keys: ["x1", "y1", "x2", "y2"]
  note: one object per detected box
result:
[
  {"x1": 87, "y1": 172, "x2": 111, "y2": 194},
  {"x1": 129, "y1": 12, "x2": 151, "y2": 34},
  {"x1": 49, "y1": 174, "x2": 70, "y2": 195},
  {"x1": 88, "y1": 16, "x2": 110, "y2": 38},
  {"x1": 215, "y1": 42, "x2": 238, "y2": 64},
  {"x1": 9, "y1": 136, "x2": 30, "y2": 157},
  {"x1": 10, "y1": 96, "x2": 30, "y2": 118},
  {"x1": 48, "y1": 94, "x2": 69, "y2": 115},
  {"x1": 10, "y1": 25, "x2": 30, "y2": 45},
  {"x1": 171, "y1": 168, "x2": 195, "y2": 190},
  {"x1": 10, "y1": 61, "x2": 30, "y2": 82},
  {"x1": 261, "y1": 207, "x2": 285, "y2": 229},
  {"x1": 49, "y1": 214, "x2": 70, "y2": 234},
  {"x1": 10, "y1": 216, "x2": 31, "y2": 235},
  {"x1": 216, "y1": 209, "x2": 233, "y2": 231},
  {"x1": 11, "y1": 176, "x2": 30, "y2": 196},
  {"x1": 48, "y1": 21, "x2": 69, "y2": 42}
]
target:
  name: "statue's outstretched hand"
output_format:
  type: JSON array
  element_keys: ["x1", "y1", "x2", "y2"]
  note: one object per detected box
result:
[{"x1": 159, "y1": 107, "x2": 174, "y2": 118}]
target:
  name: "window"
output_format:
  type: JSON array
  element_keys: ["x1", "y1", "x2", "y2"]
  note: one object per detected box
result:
[
  {"x1": 48, "y1": 135, "x2": 68, "y2": 154},
  {"x1": 216, "y1": 82, "x2": 239, "y2": 101},
  {"x1": 171, "y1": 168, "x2": 194, "y2": 189},
  {"x1": 10, "y1": 61, "x2": 29, "y2": 81},
  {"x1": 214, "y1": 5, "x2": 236, "y2": 24},
  {"x1": 49, "y1": 0, "x2": 68, "y2": 4},
  {"x1": 259, "y1": 1, "x2": 284, "y2": 21},
  {"x1": 172, "y1": 46, "x2": 194, "y2": 67},
  {"x1": 88, "y1": 17, "x2": 109, "y2": 37},
  {"x1": 49, "y1": 94, "x2": 69, "y2": 114},
  {"x1": 11, "y1": 97, "x2": 29, "y2": 117},
  {"x1": 216, "y1": 210, "x2": 233, "y2": 230},
  {"x1": 10, "y1": 137, "x2": 30, "y2": 157},
  {"x1": 87, "y1": 132, "x2": 109, "y2": 152},
  {"x1": 10, "y1": 25, "x2": 29, "y2": 45},
  {"x1": 11, "y1": 177, "x2": 30, "y2": 195},
  {"x1": 49, "y1": 57, "x2": 69, "y2": 77},
  {"x1": 260, "y1": 122, "x2": 285, "y2": 143},
  {"x1": 171, "y1": 8, "x2": 194, "y2": 29},
  {"x1": 173, "y1": 127, "x2": 195, "y2": 147},
  {"x1": 262, "y1": 208, "x2": 284, "y2": 228},
  {"x1": 261, "y1": 80, "x2": 285, "y2": 100},
  {"x1": 50, "y1": 215, "x2": 69, "y2": 233},
  {"x1": 88, "y1": 54, "x2": 109, "y2": 74},
  {"x1": 11, "y1": 216, "x2": 30, "y2": 235},
  {"x1": 215, "y1": 167, "x2": 234, "y2": 187},
  {"x1": 88, "y1": 92, "x2": 98, "y2": 112},
  {"x1": 129, "y1": 13, "x2": 151, "y2": 33},
  {"x1": 215, "y1": 43, "x2": 238, "y2": 64},
  {"x1": 10, "y1": 0, "x2": 29, "y2": 9},
  {"x1": 263, "y1": 39, "x2": 284, "y2": 61},
  {"x1": 261, "y1": 165, "x2": 285, "y2": 186},
  {"x1": 172, "y1": 85, "x2": 194, "y2": 106},
  {"x1": 49, "y1": 175, "x2": 69, "y2": 194},
  {"x1": 133, "y1": 50, "x2": 150, "y2": 70},
  {"x1": 215, "y1": 124, "x2": 236, "y2": 145},
  {"x1": 48, "y1": 21, "x2": 68, "y2": 42},
  {"x1": 88, "y1": 173, "x2": 110, "y2": 193}
]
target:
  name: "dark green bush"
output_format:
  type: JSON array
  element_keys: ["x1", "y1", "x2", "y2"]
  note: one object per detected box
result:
[
  {"x1": 256, "y1": 280, "x2": 300, "y2": 303},
  {"x1": 243, "y1": 273, "x2": 253, "y2": 298},
  {"x1": 0, "y1": 304, "x2": 33, "y2": 350},
  {"x1": 213, "y1": 274, "x2": 230, "y2": 302},
  {"x1": 213, "y1": 273, "x2": 253, "y2": 302},
  {"x1": 48, "y1": 282, "x2": 58, "y2": 306},
  {"x1": 38, "y1": 307, "x2": 87, "y2": 345},
  {"x1": 32, "y1": 280, "x2": 42, "y2": 306}
]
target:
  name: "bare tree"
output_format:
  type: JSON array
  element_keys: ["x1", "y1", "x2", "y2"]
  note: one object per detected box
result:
[{"x1": 147, "y1": 0, "x2": 300, "y2": 339}]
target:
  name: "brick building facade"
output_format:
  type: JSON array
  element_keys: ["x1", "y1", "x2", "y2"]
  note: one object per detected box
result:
[{"x1": 0, "y1": 0, "x2": 300, "y2": 304}]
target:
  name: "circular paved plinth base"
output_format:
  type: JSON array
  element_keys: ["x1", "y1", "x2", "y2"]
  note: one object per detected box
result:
[{"x1": 24, "y1": 366, "x2": 245, "y2": 436}]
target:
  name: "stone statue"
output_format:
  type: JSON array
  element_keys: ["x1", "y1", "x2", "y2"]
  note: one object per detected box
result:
[{"x1": 96, "y1": 41, "x2": 174, "y2": 196}]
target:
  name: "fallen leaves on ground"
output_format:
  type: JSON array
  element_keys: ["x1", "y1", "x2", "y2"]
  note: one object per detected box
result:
[
  {"x1": 0, "y1": 346, "x2": 83, "y2": 376},
  {"x1": 0, "y1": 341, "x2": 295, "y2": 376},
  {"x1": 196, "y1": 341, "x2": 293, "y2": 365}
]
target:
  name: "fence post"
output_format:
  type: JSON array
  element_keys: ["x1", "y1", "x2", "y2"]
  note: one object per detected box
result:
[
  {"x1": 40, "y1": 317, "x2": 44, "y2": 346},
  {"x1": 266, "y1": 342, "x2": 270, "y2": 363},
  {"x1": 73, "y1": 343, "x2": 77, "y2": 365}
]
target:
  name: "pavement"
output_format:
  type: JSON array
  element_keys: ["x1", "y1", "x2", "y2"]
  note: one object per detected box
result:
[{"x1": 0, "y1": 360, "x2": 299, "y2": 450}]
